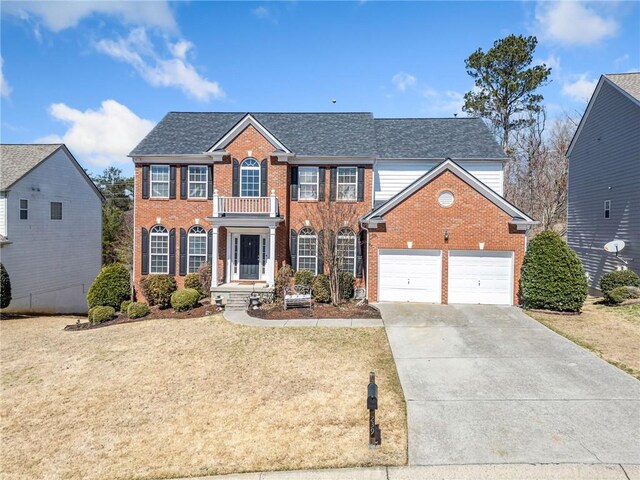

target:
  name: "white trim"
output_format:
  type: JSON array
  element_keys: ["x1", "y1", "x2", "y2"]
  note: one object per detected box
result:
[
  {"x1": 336, "y1": 166, "x2": 358, "y2": 201},
  {"x1": 209, "y1": 114, "x2": 291, "y2": 153},
  {"x1": 149, "y1": 225, "x2": 169, "y2": 274},
  {"x1": 336, "y1": 228, "x2": 357, "y2": 276},
  {"x1": 297, "y1": 227, "x2": 318, "y2": 274},
  {"x1": 240, "y1": 158, "x2": 261, "y2": 198},
  {"x1": 447, "y1": 250, "x2": 514, "y2": 306},
  {"x1": 187, "y1": 165, "x2": 208, "y2": 199},
  {"x1": 187, "y1": 225, "x2": 208, "y2": 273},
  {"x1": 225, "y1": 228, "x2": 272, "y2": 282},
  {"x1": 131, "y1": 154, "x2": 213, "y2": 162},
  {"x1": 604, "y1": 199, "x2": 611, "y2": 219},
  {"x1": 376, "y1": 157, "x2": 507, "y2": 162},
  {"x1": 206, "y1": 216, "x2": 283, "y2": 227},
  {"x1": 19, "y1": 198, "x2": 28, "y2": 220},
  {"x1": 289, "y1": 156, "x2": 374, "y2": 165},
  {"x1": 298, "y1": 166, "x2": 319, "y2": 201},
  {"x1": 150, "y1": 165, "x2": 170, "y2": 199},
  {"x1": 377, "y1": 248, "x2": 442, "y2": 303}
]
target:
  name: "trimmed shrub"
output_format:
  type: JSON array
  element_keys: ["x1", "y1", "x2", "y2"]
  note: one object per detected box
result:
[
  {"x1": 197, "y1": 263, "x2": 212, "y2": 297},
  {"x1": 88, "y1": 306, "x2": 98, "y2": 321},
  {"x1": 184, "y1": 273, "x2": 205, "y2": 298},
  {"x1": 90, "y1": 306, "x2": 115, "y2": 324},
  {"x1": 87, "y1": 263, "x2": 130, "y2": 309},
  {"x1": 294, "y1": 269, "x2": 314, "y2": 286},
  {"x1": 171, "y1": 288, "x2": 201, "y2": 312},
  {"x1": 275, "y1": 263, "x2": 293, "y2": 301},
  {"x1": 120, "y1": 300, "x2": 133, "y2": 313},
  {"x1": 520, "y1": 230, "x2": 588, "y2": 312},
  {"x1": 600, "y1": 270, "x2": 640, "y2": 299},
  {"x1": 0, "y1": 263, "x2": 11, "y2": 309},
  {"x1": 606, "y1": 286, "x2": 640, "y2": 305},
  {"x1": 127, "y1": 302, "x2": 150, "y2": 319},
  {"x1": 140, "y1": 275, "x2": 177, "y2": 308},
  {"x1": 339, "y1": 272, "x2": 355, "y2": 300},
  {"x1": 312, "y1": 274, "x2": 331, "y2": 303}
]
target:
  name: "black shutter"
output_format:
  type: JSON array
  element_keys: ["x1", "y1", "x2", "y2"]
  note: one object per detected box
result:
[
  {"x1": 179, "y1": 228, "x2": 187, "y2": 276},
  {"x1": 290, "y1": 229, "x2": 298, "y2": 271},
  {"x1": 329, "y1": 167, "x2": 337, "y2": 201},
  {"x1": 356, "y1": 230, "x2": 364, "y2": 278},
  {"x1": 318, "y1": 167, "x2": 326, "y2": 201},
  {"x1": 232, "y1": 159, "x2": 240, "y2": 197},
  {"x1": 180, "y1": 166, "x2": 188, "y2": 199},
  {"x1": 142, "y1": 165, "x2": 150, "y2": 199},
  {"x1": 169, "y1": 228, "x2": 176, "y2": 275},
  {"x1": 290, "y1": 166, "x2": 299, "y2": 201},
  {"x1": 169, "y1": 166, "x2": 176, "y2": 199},
  {"x1": 207, "y1": 165, "x2": 214, "y2": 200},
  {"x1": 260, "y1": 159, "x2": 268, "y2": 197},
  {"x1": 357, "y1": 166, "x2": 365, "y2": 202},
  {"x1": 207, "y1": 229, "x2": 213, "y2": 266},
  {"x1": 141, "y1": 227, "x2": 149, "y2": 275},
  {"x1": 317, "y1": 230, "x2": 324, "y2": 275}
]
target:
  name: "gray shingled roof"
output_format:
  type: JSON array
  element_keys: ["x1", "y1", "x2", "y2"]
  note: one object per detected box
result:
[
  {"x1": 130, "y1": 112, "x2": 506, "y2": 159},
  {"x1": 0, "y1": 144, "x2": 62, "y2": 190},
  {"x1": 605, "y1": 73, "x2": 640, "y2": 102}
]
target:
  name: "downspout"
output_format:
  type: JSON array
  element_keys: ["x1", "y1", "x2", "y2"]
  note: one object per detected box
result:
[{"x1": 361, "y1": 221, "x2": 370, "y2": 302}]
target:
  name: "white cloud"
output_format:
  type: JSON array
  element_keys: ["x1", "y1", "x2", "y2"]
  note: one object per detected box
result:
[
  {"x1": 0, "y1": 57, "x2": 11, "y2": 98},
  {"x1": 251, "y1": 6, "x2": 271, "y2": 19},
  {"x1": 2, "y1": 1, "x2": 176, "y2": 32},
  {"x1": 535, "y1": 1, "x2": 618, "y2": 46},
  {"x1": 422, "y1": 88, "x2": 465, "y2": 117},
  {"x1": 36, "y1": 100, "x2": 155, "y2": 167},
  {"x1": 392, "y1": 72, "x2": 417, "y2": 92},
  {"x1": 96, "y1": 28, "x2": 224, "y2": 102},
  {"x1": 537, "y1": 53, "x2": 561, "y2": 73},
  {"x1": 562, "y1": 74, "x2": 598, "y2": 102}
]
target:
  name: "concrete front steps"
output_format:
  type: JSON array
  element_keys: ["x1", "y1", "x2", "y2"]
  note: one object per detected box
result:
[{"x1": 211, "y1": 282, "x2": 274, "y2": 311}]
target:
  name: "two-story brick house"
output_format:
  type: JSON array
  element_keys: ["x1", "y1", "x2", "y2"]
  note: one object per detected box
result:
[{"x1": 129, "y1": 112, "x2": 536, "y2": 305}]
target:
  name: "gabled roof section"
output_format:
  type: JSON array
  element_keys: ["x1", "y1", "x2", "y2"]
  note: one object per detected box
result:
[
  {"x1": 208, "y1": 114, "x2": 291, "y2": 153},
  {"x1": 605, "y1": 72, "x2": 640, "y2": 102},
  {"x1": 374, "y1": 117, "x2": 507, "y2": 159},
  {"x1": 362, "y1": 158, "x2": 535, "y2": 223}
]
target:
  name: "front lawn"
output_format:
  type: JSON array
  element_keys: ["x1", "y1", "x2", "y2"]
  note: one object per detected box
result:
[
  {"x1": 0, "y1": 314, "x2": 406, "y2": 480},
  {"x1": 527, "y1": 297, "x2": 640, "y2": 379}
]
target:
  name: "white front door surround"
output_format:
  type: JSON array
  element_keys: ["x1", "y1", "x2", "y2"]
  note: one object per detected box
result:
[{"x1": 218, "y1": 227, "x2": 276, "y2": 285}]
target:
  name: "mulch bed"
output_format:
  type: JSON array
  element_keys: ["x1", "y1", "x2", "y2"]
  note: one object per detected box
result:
[
  {"x1": 248, "y1": 301, "x2": 381, "y2": 320},
  {"x1": 64, "y1": 301, "x2": 217, "y2": 331}
]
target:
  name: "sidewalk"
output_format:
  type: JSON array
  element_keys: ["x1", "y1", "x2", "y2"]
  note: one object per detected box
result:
[
  {"x1": 223, "y1": 309, "x2": 384, "y2": 328},
  {"x1": 174, "y1": 463, "x2": 639, "y2": 480}
]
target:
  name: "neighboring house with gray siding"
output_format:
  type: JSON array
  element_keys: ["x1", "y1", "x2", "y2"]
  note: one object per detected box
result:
[
  {"x1": 0, "y1": 144, "x2": 103, "y2": 313},
  {"x1": 567, "y1": 73, "x2": 640, "y2": 289}
]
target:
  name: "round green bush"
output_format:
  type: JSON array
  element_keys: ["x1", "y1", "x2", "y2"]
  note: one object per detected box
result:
[
  {"x1": 140, "y1": 275, "x2": 177, "y2": 308},
  {"x1": 339, "y1": 271, "x2": 355, "y2": 299},
  {"x1": 171, "y1": 288, "x2": 201, "y2": 312},
  {"x1": 87, "y1": 263, "x2": 130, "y2": 309},
  {"x1": 294, "y1": 269, "x2": 315, "y2": 286},
  {"x1": 120, "y1": 300, "x2": 133, "y2": 313},
  {"x1": 127, "y1": 302, "x2": 150, "y2": 319},
  {"x1": 0, "y1": 263, "x2": 11, "y2": 309},
  {"x1": 90, "y1": 306, "x2": 115, "y2": 324},
  {"x1": 184, "y1": 273, "x2": 204, "y2": 298},
  {"x1": 520, "y1": 230, "x2": 588, "y2": 312},
  {"x1": 312, "y1": 274, "x2": 331, "y2": 303},
  {"x1": 606, "y1": 286, "x2": 640, "y2": 305},
  {"x1": 600, "y1": 270, "x2": 640, "y2": 297}
]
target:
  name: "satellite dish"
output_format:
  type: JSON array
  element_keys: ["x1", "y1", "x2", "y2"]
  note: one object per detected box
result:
[{"x1": 604, "y1": 240, "x2": 625, "y2": 253}]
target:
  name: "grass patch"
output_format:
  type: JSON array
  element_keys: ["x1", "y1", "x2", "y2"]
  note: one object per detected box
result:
[{"x1": 0, "y1": 314, "x2": 407, "y2": 480}]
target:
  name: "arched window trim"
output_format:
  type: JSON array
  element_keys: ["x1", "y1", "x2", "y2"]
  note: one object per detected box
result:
[
  {"x1": 297, "y1": 227, "x2": 317, "y2": 274},
  {"x1": 150, "y1": 225, "x2": 169, "y2": 274},
  {"x1": 187, "y1": 225, "x2": 207, "y2": 273},
  {"x1": 240, "y1": 157, "x2": 260, "y2": 198},
  {"x1": 336, "y1": 227, "x2": 356, "y2": 275}
]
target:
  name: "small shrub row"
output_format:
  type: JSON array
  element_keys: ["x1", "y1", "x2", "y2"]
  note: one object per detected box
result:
[
  {"x1": 605, "y1": 286, "x2": 640, "y2": 305},
  {"x1": 89, "y1": 306, "x2": 115, "y2": 324},
  {"x1": 171, "y1": 288, "x2": 201, "y2": 312},
  {"x1": 127, "y1": 302, "x2": 150, "y2": 319},
  {"x1": 600, "y1": 270, "x2": 640, "y2": 304}
]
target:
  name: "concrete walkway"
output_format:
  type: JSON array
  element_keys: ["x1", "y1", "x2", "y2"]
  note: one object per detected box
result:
[
  {"x1": 224, "y1": 309, "x2": 383, "y2": 327},
  {"x1": 377, "y1": 303, "x2": 640, "y2": 466}
]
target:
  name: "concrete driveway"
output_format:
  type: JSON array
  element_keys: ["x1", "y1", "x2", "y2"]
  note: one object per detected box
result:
[{"x1": 376, "y1": 303, "x2": 640, "y2": 466}]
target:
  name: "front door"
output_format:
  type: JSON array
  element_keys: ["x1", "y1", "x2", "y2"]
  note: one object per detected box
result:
[{"x1": 240, "y1": 235, "x2": 260, "y2": 280}]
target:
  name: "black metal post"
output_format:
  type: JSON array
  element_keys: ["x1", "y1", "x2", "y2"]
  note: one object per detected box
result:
[{"x1": 367, "y1": 371, "x2": 381, "y2": 448}]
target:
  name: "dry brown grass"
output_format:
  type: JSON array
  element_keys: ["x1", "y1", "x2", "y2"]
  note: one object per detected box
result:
[
  {"x1": 527, "y1": 297, "x2": 640, "y2": 379},
  {"x1": 0, "y1": 315, "x2": 406, "y2": 480}
]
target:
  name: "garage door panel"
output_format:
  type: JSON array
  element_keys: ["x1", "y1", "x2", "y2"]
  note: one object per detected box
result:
[
  {"x1": 448, "y1": 251, "x2": 513, "y2": 305},
  {"x1": 379, "y1": 249, "x2": 441, "y2": 303}
]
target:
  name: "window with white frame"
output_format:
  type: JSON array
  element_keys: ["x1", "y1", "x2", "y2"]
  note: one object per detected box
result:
[
  {"x1": 19, "y1": 199, "x2": 28, "y2": 220},
  {"x1": 50, "y1": 202, "x2": 62, "y2": 220},
  {"x1": 337, "y1": 167, "x2": 357, "y2": 201},
  {"x1": 240, "y1": 158, "x2": 260, "y2": 197},
  {"x1": 151, "y1": 165, "x2": 170, "y2": 198},
  {"x1": 150, "y1": 225, "x2": 169, "y2": 273},
  {"x1": 187, "y1": 226, "x2": 207, "y2": 273},
  {"x1": 299, "y1": 167, "x2": 319, "y2": 200},
  {"x1": 297, "y1": 227, "x2": 317, "y2": 273},
  {"x1": 604, "y1": 200, "x2": 611, "y2": 219},
  {"x1": 336, "y1": 228, "x2": 356, "y2": 274},
  {"x1": 188, "y1": 166, "x2": 208, "y2": 198}
]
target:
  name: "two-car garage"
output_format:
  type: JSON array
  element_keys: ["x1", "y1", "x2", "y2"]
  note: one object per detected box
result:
[{"x1": 378, "y1": 249, "x2": 514, "y2": 305}]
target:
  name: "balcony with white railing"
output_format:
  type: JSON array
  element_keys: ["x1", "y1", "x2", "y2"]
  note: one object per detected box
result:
[{"x1": 212, "y1": 189, "x2": 279, "y2": 218}]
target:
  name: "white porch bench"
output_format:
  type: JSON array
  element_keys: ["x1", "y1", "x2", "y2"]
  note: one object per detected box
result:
[{"x1": 284, "y1": 284, "x2": 312, "y2": 311}]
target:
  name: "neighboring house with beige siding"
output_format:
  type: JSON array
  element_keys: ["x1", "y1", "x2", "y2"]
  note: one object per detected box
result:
[{"x1": 0, "y1": 144, "x2": 103, "y2": 313}]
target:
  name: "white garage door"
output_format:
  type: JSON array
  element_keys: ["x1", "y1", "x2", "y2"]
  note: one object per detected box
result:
[
  {"x1": 448, "y1": 251, "x2": 514, "y2": 305},
  {"x1": 378, "y1": 249, "x2": 441, "y2": 303}
]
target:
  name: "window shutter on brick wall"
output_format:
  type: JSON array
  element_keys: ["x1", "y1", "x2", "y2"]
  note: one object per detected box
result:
[
  {"x1": 356, "y1": 230, "x2": 364, "y2": 278},
  {"x1": 329, "y1": 167, "x2": 337, "y2": 201},
  {"x1": 141, "y1": 227, "x2": 149, "y2": 275},
  {"x1": 260, "y1": 159, "x2": 268, "y2": 197},
  {"x1": 142, "y1": 165, "x2": 150, "y2": 199},
  {"x1": 207, "y1": 229, "x2": 213, "y2": 266},
  {"x1": 290, "y1": 166, "x2": 299, "y2": 201},
  {"x1": 179, "y1": 228, "x2": 187, "y2": 276},
  {"x1": 169, "y1": 166, "x2": 176, "y2": 199},
  {"x1": 318, "y1": 167, "x2": 326, "y2": 201},
  {"x1": 169, "y1": 228, "x2": 176, "y2": 275},
  {"x1": 207, "y1": 165, "x2": 214, "y2": 199},
  {"x1": 290, "y1": 229, "x2": 298, "y2": 271},
  {"x1": 232, "y1": 159, "x2": 240, "y2": 197},
  {"x1": 317, "y1": 230, "x2": 324, "y2": 275},
  {"x1": 180, "y1": 166, "x2": 188, "y2": 199},
  {"x1": 357, "y1": 166, "x2": 365, "y2": 202}
]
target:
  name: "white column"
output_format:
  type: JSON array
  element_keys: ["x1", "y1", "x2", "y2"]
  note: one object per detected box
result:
[
  {"x1": 210, "y1": 226, "x2": 219, "y2": 289},
  {"x1": 269, "y1": 189, "x2": 277, "y2": 218},
  {"x1": 212, "y1": 189, "x2": 220, "y2": 217},
  {"x1": 267, "y1": 226, "x2": 276, "y2": 286}
]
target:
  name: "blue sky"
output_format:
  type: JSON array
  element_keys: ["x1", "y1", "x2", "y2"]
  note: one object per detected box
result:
[{"x1": 1, "y1": 1, "x2": 639, "y2": 175}]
